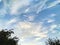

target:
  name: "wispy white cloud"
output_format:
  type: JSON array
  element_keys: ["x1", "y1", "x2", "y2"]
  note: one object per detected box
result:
[
  {"x1": 41, "y1": 14, "x2": 55, "y2": 23},
  {"x1": 36, "y1": 0, "x2": 60, "y2": 13},
  {"x1": 17, "y1": 22, "x2": 32, "y2": 29},
  {"x1": 49, "y1": 24, "x2": 60, "y2": 34},
  {"x1": 49, "y1": 24, "x2": 58, "y2": 33},
  {"x1": 47, "y1": 19, "x2": 55, "y2": 23},
  {"x1": 24, "y1": 8, "x2": 30, "y2": 13},
  {"x1": 22, "y1": 0, "x2": 48, "y2": 14},
  {"x1": 14, "y1": 21, "x2": 48, "y2": 43},
  {"x1": 51, "y1": 30, "x2": 57, "y2": 33},
  {"x1": 6, "y1": 18, "x2": 17, "y2": 25},
  {"x1": 47, "y1": 0, "x2": 60, "y2": 8},
  {"x1": 50, "y1": 24, "x2": 57, "y2": 30},
  {"x1": 24, "y1": 15, "x2": 36, "y2": 21},
  {"x1": 50, "y1": 14, "x2": 56, "y2": 17},
  {"x1": 10, "y1": 0, "x2": 30, "y2": 15},
  {"x1": 36, "y1": 0, "x2": 48, "y2": 13},
  {"x1": 0, "y1": 18, "x2": 17, "y2": 29},
  {"x1": 0, "y1": 0, "x2": 10, "y2": 17}
]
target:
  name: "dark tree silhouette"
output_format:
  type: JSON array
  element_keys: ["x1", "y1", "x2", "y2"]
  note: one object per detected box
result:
[
  {"x1": 46, "y1": 38, "x2": 60, "y2": 45},
  {"x1": 0, "y1": 29, "x2": 18, "y2": 45}
]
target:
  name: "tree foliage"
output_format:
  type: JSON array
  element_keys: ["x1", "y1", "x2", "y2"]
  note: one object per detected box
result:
[
  {"x1": 0, "y1": 29, "x2": 18, "y2": 45},
  {"x1": 46, "y1": 38, "x2": 60, "y2": 45}
]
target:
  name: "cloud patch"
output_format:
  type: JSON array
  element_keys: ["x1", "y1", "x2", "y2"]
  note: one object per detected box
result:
[
  {"x1": 14, "y1": 21, "x2": 48, "y2": 41},
  {"x1": 10, "y1": 0, "x2": 30, "y2": 15}
]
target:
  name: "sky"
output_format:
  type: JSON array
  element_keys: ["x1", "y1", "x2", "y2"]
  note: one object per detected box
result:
[{"x1": 0, "y1": 0, "x2": 60, "y2": 45}]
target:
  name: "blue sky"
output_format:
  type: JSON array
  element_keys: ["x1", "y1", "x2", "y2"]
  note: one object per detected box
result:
[{"x1": 0, "y1": 0, "x2": 60, "y2": 45}]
